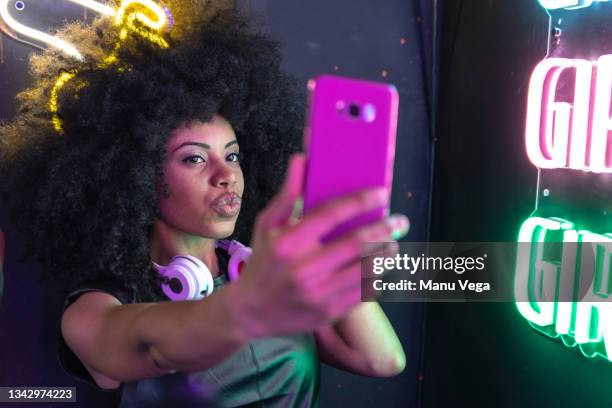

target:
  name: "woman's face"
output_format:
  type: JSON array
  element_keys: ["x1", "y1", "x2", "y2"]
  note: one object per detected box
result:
[{"x1": 157, "y1": 115, "x2": 245, "y2": 239}]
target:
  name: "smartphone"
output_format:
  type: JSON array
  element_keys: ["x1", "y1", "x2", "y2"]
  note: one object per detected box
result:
[{"x1": 302, "y1": 75, "x2": 399, "y2": 243}]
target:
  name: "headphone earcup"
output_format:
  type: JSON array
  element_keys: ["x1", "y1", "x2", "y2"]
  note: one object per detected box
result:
[
  {"x1": 157, "y1": 255, "x2": 214, "y2": 301},
  {"x1": 154, "y1": 240, "x2": 252, "y2": 301},
  {"x1": 227, "y1": 246, "x2": 252, "y2": 282}
]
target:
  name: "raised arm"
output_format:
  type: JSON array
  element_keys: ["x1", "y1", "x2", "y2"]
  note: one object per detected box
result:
[{"x1": 61, "y1": 282, "x2": 248, "y2": 388}]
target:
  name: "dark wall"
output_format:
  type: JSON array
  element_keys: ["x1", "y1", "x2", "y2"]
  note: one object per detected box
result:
[
  {"x1": 428, "y1": 0, "x2": 612, "y2": 407},
  {"x1": 0, "y1": 1, "x2": 435, "y2": 407}
]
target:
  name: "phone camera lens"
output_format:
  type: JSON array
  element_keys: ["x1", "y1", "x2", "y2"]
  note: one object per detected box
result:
[{"x1": 349, "y1": 104, "x2": 360, "y2": 118}]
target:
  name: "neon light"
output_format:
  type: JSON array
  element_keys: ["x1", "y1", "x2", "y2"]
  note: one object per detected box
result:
[
  {"x1": 162, "y1": 4, "x2": 174, "y2": 28},
  {"x1": 573, "y1": 232, "x2": 612, "y2": 345},
  {"x1": 0, "y1": 0, "x2": 168, "y2": 60},
  {"x1": 515, "y1": 216, "x2": 574, "y2": 326},
  {"x1": 515, "y1": 216, "x2": 612, "y2": 361},
  {"x1": 0, "y1": 0, "x2": 84, "y2": 60},
  {"x1": 540, "y1": 0, "x2": 584, "y2": 9},
  {"x1": 539, "y1": 0, "x2": 611, "y2": 10},
  {"x1": 525, "y1": 58, "x2": 591, "y2": 169},
  {"x1": 590, "y1": 54, "x2": 612, "y2": 172},
  {"x1": 50, "y1": 71, "x2": 77, "y2": 133},
  {"x1": 520, "y1": 0, "x2": 612, "y2": 363},
  {"x1": 65, "y1": 0, "x2": 115, "y2": 16},
  {"x1": 525, "y1": 55, "x2": 612, "y2": 172},
  {"x1": 115, "y1": 0, "x2": 167, "y2": 31},
  {"x1": 47, "y1": 0, "x2": 170, "y2": 133},
  {"x1": 118, "y1": 15, "x2": 168, "y2": 48},
  {"x1": 114, "y1": 1, "x2": 169, "y2": 48},
  {"x1": 554, "y1": 229, "x2": 578, "y2": 336}
]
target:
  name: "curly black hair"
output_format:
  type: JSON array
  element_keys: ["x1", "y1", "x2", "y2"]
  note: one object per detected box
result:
[{"x1": 0, "y1": 1, "x2": 304, "y2": 302}]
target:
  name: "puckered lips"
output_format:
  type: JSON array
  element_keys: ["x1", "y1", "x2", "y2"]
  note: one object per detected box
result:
[{"x1": 211, "y1": 192, "x2": 241, "y2": 217}]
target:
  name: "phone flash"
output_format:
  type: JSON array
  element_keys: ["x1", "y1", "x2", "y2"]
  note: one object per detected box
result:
[{"x1": 363, "y1": 104, "x2": 376, "y2": 122}]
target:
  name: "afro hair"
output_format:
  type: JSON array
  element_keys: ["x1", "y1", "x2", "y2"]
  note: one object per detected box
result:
[{"x1": 0, "y1": 1, "x2": 305, "y2": 302}]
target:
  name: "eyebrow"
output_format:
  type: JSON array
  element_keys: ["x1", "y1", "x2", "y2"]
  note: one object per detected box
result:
[{"x1": 172, "y1": 140, "x2": 238, "y2": 153}]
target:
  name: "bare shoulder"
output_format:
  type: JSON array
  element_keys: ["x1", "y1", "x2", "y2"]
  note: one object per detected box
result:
[{"x1": 61, "y1": 291, "x2": 122, "y2": 390}]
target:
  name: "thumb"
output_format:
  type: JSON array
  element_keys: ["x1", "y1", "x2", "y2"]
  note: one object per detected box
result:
[{"x1": 261, "y1": 153, "x2": 306, "y2": 228}]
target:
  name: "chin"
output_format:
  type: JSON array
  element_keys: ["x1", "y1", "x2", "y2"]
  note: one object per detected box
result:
[{"x1": 200, "y1": 223, "x2": 236, "y2": 240}]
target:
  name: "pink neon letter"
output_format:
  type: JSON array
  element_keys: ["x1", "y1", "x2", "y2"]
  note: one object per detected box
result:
[
  {"x1": 525, "y1": 58, "x2": 592, "y2": 170},
  {"x1": 590, "y1": 55, "x2": 612, "y2": 173}
]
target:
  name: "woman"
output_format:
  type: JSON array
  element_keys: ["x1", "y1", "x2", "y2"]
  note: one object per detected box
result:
[{"x1": 0, "y1": 3, "x2": 409, "y2": 407}]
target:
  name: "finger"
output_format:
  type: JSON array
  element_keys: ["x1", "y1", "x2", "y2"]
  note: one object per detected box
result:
[
  {"x1": 319, "y1": 239, "x2": 400, "y2": 304},
  {"x1": 285, "y1": 187, "x2": 389, "y2": 249},
  {"x1": 321, "y1": 257, "x2": 362, "y2": 299},
  {"x1": 327, "y1": 257, "x2": 387, "y2": 304},
  {"x1": 323, "y1": 245, "x2": 393, "y2": 291},
  {"x1": 335, "y1": 269, "x2": 380, "y2": 303},
  {"x1": 257, "y1": 153, "x2": 306, "y2": 228},
  {"x1": 298, "y1": 214, "x2": 408, "y2": 276}
]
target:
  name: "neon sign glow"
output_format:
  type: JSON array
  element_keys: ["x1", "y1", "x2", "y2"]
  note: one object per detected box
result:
[
  {"x1": 539, "y1": 0, "x2": 612, "y2": 10},
  {"x1": 515, "y1": 216, "x2": 612, "y2": 361},
  {"x1": 43, "y1": 0, "x2": 170, "y2": 133},
  {"x1": 526, "y1": 55, "x2": 612, "y2": 173},
  {"x1": 518, "y1": 0, "x2": 612, "y2": 364},
  {"x1": 0, "y1": 0, "x2": 167, "y2": 60}
]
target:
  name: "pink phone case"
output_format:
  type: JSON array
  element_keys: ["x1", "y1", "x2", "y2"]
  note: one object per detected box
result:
[{"x1": 302, "y1": 75, "x2": 399, "y2": 243}]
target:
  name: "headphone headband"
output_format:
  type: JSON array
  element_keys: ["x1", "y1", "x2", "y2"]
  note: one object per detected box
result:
[{"x1": 154, "y1": 239, "x2": 252, "y2": 301}]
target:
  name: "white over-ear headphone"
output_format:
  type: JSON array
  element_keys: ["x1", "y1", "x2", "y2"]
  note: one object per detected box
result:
[{"x1": 153, "y1": 239, "x2": 252, "y2": 301}]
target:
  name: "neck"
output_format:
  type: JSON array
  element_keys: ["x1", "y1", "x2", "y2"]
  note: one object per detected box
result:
[{"x1": 149, "y1": 219, "x2": 220, "y2": 277}]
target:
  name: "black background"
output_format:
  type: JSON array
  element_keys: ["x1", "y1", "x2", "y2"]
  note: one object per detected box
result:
[{"x1": 428, "y1": 0, "x2": 612, "y2": 407}]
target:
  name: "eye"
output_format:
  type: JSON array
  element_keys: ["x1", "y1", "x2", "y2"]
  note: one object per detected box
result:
[
  {"x1": 227, "y1": 152, "x2": 242, "y2": 162},
  {"x1": 182, "y1": 155, "x2": 205, "y2": 164}
]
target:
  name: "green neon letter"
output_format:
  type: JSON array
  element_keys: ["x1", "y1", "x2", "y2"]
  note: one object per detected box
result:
[{"x1": 515, "y1": 216, "x2": 574, "y2": 326}]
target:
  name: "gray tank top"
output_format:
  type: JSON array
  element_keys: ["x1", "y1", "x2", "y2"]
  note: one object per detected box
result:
[{"x1": 57, "y1": 247, "x2": 320, "y2": 407}]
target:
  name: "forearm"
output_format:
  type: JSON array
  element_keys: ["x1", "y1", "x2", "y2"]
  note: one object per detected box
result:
[
  {"x1": 121, "y1": 284, "x2": 248, "y2": 376},
  {"x1": 332, "y1": 301, "x2": 405, "y2": 375}
]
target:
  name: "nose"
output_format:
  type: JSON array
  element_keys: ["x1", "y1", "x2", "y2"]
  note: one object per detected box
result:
[{"x1": 211, "y1": 161, "x2": 237, "y2": 189}]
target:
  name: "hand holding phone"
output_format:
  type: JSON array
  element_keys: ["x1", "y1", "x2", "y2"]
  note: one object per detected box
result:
[
  {"x1": 302, "y1": 75, "x2": 399, "y2": 243},
  {"x1": 233, "y1": 154, "x2": 408, "y2": 337}
]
